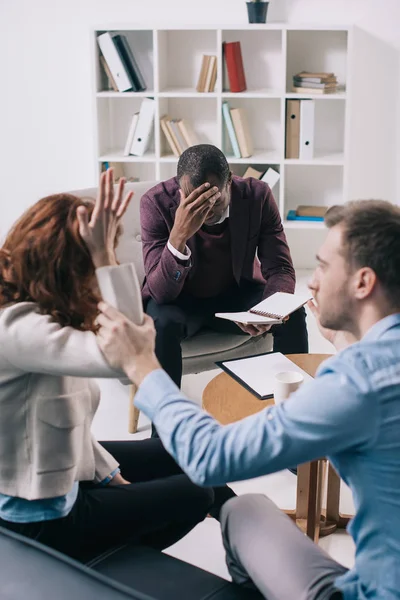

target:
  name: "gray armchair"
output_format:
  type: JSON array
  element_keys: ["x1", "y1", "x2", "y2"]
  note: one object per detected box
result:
[{"x1": 71, "y1": 182, "x2": 272, "y2": 431}]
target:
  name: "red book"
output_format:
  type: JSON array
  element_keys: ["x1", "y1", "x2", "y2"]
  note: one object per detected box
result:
[{"x1": 223, "y1": 41, "x2": 247, "y2": 93}]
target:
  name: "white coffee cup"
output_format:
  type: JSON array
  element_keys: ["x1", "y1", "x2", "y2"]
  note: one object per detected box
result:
[{"x1": 273, "y1": 371, "x2": 304, "y2": 404}]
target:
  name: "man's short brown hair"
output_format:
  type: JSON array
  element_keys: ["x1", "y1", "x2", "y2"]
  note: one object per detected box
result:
[{"x1": 325, "y1": 200, "x2": 400, "y2": 307}]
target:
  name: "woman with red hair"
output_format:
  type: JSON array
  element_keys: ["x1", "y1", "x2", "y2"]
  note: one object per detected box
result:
[{"x1": 0, "y1": 169, "x2": 232, "y2": 562}]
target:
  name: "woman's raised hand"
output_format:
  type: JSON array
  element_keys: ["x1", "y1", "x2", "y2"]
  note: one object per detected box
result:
[{"x1": 77, "y1": 168, "x2": 134, "y2": 268}]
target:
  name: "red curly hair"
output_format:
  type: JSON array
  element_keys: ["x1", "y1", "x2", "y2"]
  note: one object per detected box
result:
[{"x1": 0, "y1": 193, "x2": 105, "y2": 331}]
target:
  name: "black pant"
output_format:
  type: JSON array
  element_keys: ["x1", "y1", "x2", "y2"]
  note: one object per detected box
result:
[
  {"x1": 147, "y1": 281, "x2": 309, "y2": 391},
  {"x1": 0, "y1": 439, "x2": 235, "y2": 564}
]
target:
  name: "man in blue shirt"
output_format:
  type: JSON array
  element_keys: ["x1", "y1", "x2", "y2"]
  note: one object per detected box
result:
[{"x1": 97, "y1": 200, "x2": 400, "y2": 600}]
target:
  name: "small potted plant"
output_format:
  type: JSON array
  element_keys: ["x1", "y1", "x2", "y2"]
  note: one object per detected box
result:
[{"x1": 246, "y1": 0, "x2": 269, "y2": 24}]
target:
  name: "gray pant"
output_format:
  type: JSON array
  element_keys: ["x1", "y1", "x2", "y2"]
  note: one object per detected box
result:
[{"x1": 220, "y1": 494, "x2": 348, "y2": 600}]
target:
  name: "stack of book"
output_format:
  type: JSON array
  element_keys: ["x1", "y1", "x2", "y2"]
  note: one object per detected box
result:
[
  {"x1": 196, "y1": 55, "x2": 217, "y2": 92},
  {"x1": 160, "y1": 116, "x2": 200, "y2": 157},
  {"x1": 287, "y1": 205, "x2": 328, "y2": 222},
  {"x1": 292, "y1": 72, "x2": 338, "y2": 95},
  {"x1": 222, "y1": 102, "x2": 253, "y2": 159},
  {"x1": 223, "y1": 41, "x2": 247, "y2": 93},
  {"x1": 243, "y1": 166, "x2": 280, "y2": 190},
  {"x1": 123, "y1": 98, "x2": 155, "y2": 157},
  {"x1": 98, "y1": 32, "x2": 147, "y2": 92}
]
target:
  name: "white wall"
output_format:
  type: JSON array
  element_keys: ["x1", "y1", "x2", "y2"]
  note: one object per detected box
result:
[{"x1": 0, "y1": 0, "x2": 399, "y2": 240}]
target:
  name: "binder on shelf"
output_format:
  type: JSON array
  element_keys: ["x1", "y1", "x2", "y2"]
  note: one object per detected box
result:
[
  {"x1": 223, "y1": 41, "x2": 247, "y2": 93},
  {"x1": 97, "y1": 32, "x2": 132, "y2": 92},
  {"x1": 124, "y1": 113, "x2": 139, "y2": 156},
  {"x1": 178, "y1": 119, "x2": 199, "y2": 148},
  {"x1": 208, "y1": 58, "x2": 218, "y2": 92},
  {"x1": 230, "y1": 107, "x2": 253, "y2": 158},
  {"x1": 299, "y1": 100, "x2": 315, "y2": 159},
  {"x1": 297, "y1": 205, "x2": 327, "y2": 218},
  {"x1": 261, "y1": 167, "x2": 280, "y2": 190},
  {"x1": 160, "y1": 115, "x2": 180, "y2": 157},
  {"x1": 113, "y1": 34, "x2": 147, "y2": 92},
  {"x1": 130, "y1": 98, "x2": 155, "y2": 156},
  {"x1": 287, "y1": 210, "x2": 324, "y2": 222},
  {"x1": 285, "y1": 100, "x2": 300, "y2": 159},
  {"x1": 222, "y1": 102, "x2": 241, "y2": 159}
]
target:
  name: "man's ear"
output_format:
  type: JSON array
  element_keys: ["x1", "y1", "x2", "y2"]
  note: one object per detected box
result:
[
  {"x1": 353, "y1": 267, "x2": 377, "y2": 300},
  {"x1": 227, "y1": 171, "x2": 233, "y2": 186}
]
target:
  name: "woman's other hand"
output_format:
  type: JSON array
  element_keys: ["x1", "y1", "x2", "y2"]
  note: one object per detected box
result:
[
  {"x1": 77, "y1": 168, "x2": 133, "y2": 268},
  {"x1": 97, "y1": 302, "x2": 161, "y2": 386}
]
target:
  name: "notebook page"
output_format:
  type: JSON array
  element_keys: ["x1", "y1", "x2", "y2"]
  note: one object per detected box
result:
[
  {"x1": 250, "y1": 292, "x2": 312, "y2": 319},
  {"x1": 222, "y1": 352, "x2": 313, "y2": 398},
  {"x1": 215, "y1": 311, "x2": 280, "y2": 325}
]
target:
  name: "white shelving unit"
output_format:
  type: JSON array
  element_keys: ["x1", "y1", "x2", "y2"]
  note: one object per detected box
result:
[{"x1": 92, "y1": 24, "x2": 398, "y2": 248}]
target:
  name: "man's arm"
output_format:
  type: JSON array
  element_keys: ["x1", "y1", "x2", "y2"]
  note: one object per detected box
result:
[
  {"x1": 134, "y1": 357, "x2": 377, "y2": 487},
  {"x1": 257, "y1": 185, "x2": 296, "y2": 299},
  {"x1": 140, "y1": 193, "x2": 193, "y2": 304}
]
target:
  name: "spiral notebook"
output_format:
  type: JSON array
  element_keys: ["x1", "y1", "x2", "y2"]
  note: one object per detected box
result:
[{"x1": 215, "y1": 292, "x2": 312, "y2": 325}]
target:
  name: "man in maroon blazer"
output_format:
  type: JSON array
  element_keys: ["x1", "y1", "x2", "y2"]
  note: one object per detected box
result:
[{"x1": 141, "y1": 145, "x2": 308, "y2": 432}]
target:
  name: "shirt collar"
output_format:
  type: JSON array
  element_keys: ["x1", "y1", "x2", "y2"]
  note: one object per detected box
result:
[
  {"x1": 212, "y1": 204, "x2": 230, "y2": 225},
  {"x1": 362, "y1": 313, "x2": 400, "y2": 342}
]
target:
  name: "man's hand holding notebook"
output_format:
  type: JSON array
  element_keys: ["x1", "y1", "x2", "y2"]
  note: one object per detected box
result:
[{"x1": 215, "y1": 292, "x2": 312, "y2": 325}]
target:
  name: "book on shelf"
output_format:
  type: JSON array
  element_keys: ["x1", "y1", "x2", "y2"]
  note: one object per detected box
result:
[
  {"x1": 222, "y1": 102, "x2": 241, "y2": 159},
  {"x1": 100, "y1": 56, "x2": 118, "y2": 92},
  {"x1": 113, "y1": 34, "x2": 147, "y2": 92},
  {"x1": 223, "y1": 41, "x2": 247, "y2": 93},
  {"x1": 285, "y1": 99, "x2": 300, "y2": 159},
  {"x1": 169, "y1": 120, "x2": 188, "y2": 154},
  {"x1": 204, "y1": 56, "x2": 217, "y2": 92},
  {"x1": 292, "y1": 86, "x2": 338, "y2": 95},
  {"x1": 178, "y1": 119, "x2": 199, "y2": 148},
  {"x1": 242, "y1": 166, "x2": 280, "y2": 191},
  {"x1": 130, "y1": 98, "x2": 155, "y2": 156},
  {"x1": 292, "y1": 71, "x2": 339, "y2": 95},
  {"x1": 97, "y1": 32, "x2": 132, "y2": 92},
  {"x1": 196, "y1": 55, "x2": 217, "y2": 93},
  {"x1": 230, "y1": 107, "x2": 253, "y2": 158},
  {"x1": 160, "y1": 115, "x2": 180, "y2": 157},
  {"x1": 196, "y1": 55, "x2": 211, "y2": 92},
  {"x1": 286, "y1": 210, "x2": 324, "y2": 222},
  {"x1": 296, "y1": 205, "x2": 327, "y2": 218},
  {"x1": 123, "y1": 112, "x2": 139, "y2": 156},
  {"x1": 243, "y1": 166, "x2": 263, "y2": 179}
]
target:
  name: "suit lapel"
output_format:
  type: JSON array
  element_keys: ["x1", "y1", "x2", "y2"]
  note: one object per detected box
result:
[{"x1": 230, "y1": 182, "x2": 249, "y2": 284}]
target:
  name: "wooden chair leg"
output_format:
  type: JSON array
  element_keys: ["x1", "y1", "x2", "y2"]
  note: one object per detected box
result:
[{"x1": 128, "y1": 384, "x2": 140, "y2": 434}]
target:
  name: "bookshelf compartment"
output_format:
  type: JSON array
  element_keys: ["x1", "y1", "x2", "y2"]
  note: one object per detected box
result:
[
  {"x1": 99, "y1": 162, "x2": 156, "y2": 182},
  {"x1": 286, "y1": 30, "x2": 348, "y2": 94},
  {"x1": 222, "y1": 98, "x2": 282, "y2": 162},
  {"x1": 222, "y1": 30, "x2": 283, "y2": 94},
  {"x1": 159, "y1": 163, "x2": 179, "y2": 181},
  {"x1": 284, "y1": 165, "x2": 344, "y2": 217},
  {"x1": 96, "y1": 29, "x2": 154, "y2": 93},
  {"x1": 157, "y1": 30, "x2": 218, "y2": 93},
  {"x1": 158, "y1": 97, "x2": 218, "y2": 159},
  {"x1": 97, "y1": 96, "x2": 156, "y2": 158}
]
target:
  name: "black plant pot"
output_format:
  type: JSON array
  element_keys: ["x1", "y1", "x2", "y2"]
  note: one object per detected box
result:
[{"x1": 246, "y1": 1, "x2": 269, "y2": 23}]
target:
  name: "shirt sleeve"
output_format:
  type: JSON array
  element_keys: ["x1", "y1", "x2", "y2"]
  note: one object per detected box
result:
[
  {"x1": 134, "y1": 361, "x2": 378, "y2": 487},
  {"x1": 167, "y1": 240, "x2": 191, "y2": 261}
]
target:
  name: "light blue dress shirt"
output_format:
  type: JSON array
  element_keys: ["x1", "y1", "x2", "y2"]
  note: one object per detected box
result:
[
  {"x1": 135, "y1": 314, "x2": 400, "y2": 600},
  {"x1": 0, "y1": 468, "x2": 120, "y2": 523}
]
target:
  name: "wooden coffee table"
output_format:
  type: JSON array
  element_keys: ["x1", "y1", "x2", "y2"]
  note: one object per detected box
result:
[{"x1": 202, "y1": 353, "x2": 351, "y2": 542}]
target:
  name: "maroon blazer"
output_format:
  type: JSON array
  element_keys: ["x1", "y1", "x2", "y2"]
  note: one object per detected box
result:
[{"x1": 140, "y1": 175, "x2": 295, "y2": 305}]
